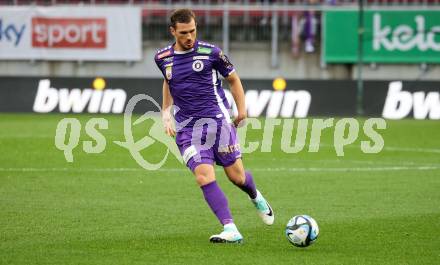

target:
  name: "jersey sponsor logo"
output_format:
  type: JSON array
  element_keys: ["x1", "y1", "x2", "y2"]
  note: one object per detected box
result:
[
  {"x1": 32, "y1": 17, "x2": 106, "y2": 48},
  {"x1": 219, "y1": 51, "x2": 234, "y2": 70},
  {"x1": 158, "y1": 50, "x2": 171, "y2": 59},
  {"x1": 192, "y1": 60, "x2": 204, "y2": 72},
  {"x1": 193, "y1": 55, "x2": 209, "y2": 60},
  {"x1": 182, "y1": 145, "x2": 197, "y2": 164},
  {"x1": 163, "y1": 56, "x2": 173, "y2": 63},
  {"x1": 218, "y1": 143, "x2": 240, "y2": 154},
  {"x1": 197, "y1": 46, "x2": 212, "y2": 54},
  {"x1": 33, "y1": 79, "x2": 126, "y2": 113},
  {"x1": 382, "y1": 81, "x2": 440, "y2": 119}
]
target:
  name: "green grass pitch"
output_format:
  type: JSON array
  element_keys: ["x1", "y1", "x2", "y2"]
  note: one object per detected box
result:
[{"x1": 1, "y1": 114, "x2": 439, "y2": 265}]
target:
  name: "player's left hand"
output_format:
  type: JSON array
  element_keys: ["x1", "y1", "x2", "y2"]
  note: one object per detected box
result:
[{"x1": 233, "y1": 113, "x2": 247, "y2": 128}]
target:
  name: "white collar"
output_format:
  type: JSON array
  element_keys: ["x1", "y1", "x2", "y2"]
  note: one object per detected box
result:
[{"x1": 174, "y1": 48, "x2": 194, "y2": 54}]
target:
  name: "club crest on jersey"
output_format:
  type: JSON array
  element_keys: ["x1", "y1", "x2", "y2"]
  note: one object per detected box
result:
[{"x1": 192, "y1": 60, "x2": 204, "y2": 72}]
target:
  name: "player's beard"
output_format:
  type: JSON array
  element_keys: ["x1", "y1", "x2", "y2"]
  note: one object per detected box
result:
[{"x1": 183, "y1": 39, "x2": 194, "y2": 50}]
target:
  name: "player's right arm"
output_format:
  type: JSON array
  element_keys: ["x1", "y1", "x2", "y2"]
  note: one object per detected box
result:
[
  {"x1": 154, "y1": 46, "x2": 175, "y2": 137},
  {"x1": 162, "y1": 80, "x2": 176, "y2": 137}
]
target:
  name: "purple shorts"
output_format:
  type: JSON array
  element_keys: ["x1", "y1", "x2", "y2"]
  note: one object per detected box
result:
[{"x1": 176, "y1": 119, "x2": 241, "y2": 172}]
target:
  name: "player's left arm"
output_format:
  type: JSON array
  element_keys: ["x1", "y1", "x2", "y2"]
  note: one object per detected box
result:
[{"x1": 226, "y1": 72, "x2": 247, "y2": 127}]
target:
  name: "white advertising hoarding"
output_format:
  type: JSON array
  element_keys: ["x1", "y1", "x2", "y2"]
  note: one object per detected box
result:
[{"x1": 0, "y1": 6, "x2": 141, "y2": 61}]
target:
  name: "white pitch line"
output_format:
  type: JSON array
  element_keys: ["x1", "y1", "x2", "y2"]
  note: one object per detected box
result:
[
  {"x1": 318, "y1": 143, "x2": 440, "y2": 154},
  {"x1": 251, "y1": 157, "x2": 440, "y2": 167},
  {"x1": 0, "y1": 135, "x2": 52, "y2": 139},
  {"x1": 256, "y1": 166, "x2": 440, "y2": 172},
  {"x1": 0, "y1": 167, "x2": 183, "y2": 173},
  {"x1": 383, "y1": 146, "x2": 440, "y2": 154},
  {"x1": 0, "y1": 165, "x2": 439, "y2": 173}
]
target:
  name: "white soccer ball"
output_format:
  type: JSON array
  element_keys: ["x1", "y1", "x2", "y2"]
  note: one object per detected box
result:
[{"x1": 285, "y1": 215, "x2": 319, "y2": 247}]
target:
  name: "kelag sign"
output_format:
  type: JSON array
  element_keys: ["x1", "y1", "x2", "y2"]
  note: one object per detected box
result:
[
  {"x1": 0, "y1": 77, "x2": 438, "y2": 120},
  {"x1": 323, "y1": 10, "x2": 440, "y2": 63}
]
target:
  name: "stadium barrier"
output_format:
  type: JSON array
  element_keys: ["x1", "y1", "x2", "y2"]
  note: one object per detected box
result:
[{"x1": 0, "y1": 77, "x2": 438, "y2": 119}]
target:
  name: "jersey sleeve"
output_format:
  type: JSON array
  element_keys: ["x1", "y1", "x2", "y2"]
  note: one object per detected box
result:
[
  {"x1": 212, "y1": 47, "x2": 235, "y2": 78},
  {"x1": 154, "y1": 54, "x2": 165, "y2": 79},
  {"x1": 154, "y1": 50, "x2": 171, "y2": 82}
]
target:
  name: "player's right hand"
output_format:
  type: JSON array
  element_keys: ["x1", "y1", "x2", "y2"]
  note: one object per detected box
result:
[
  {"x1": 162, "y1": 116, "x2": 176, "y2": 137},
  {"x1": 161, "y1": 108, "x2": 176, "y2": 137}
]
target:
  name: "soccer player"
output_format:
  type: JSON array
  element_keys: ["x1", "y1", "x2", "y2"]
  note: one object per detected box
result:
[{"x1": 154, "y1": 9, "x2": 274, "y2": 243}]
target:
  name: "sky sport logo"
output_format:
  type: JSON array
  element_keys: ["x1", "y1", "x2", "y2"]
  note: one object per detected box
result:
[
  {"x1": 32, "y1": 17, "x2": 106, "y2": 48},
  {"x1": 0, "y1": 18, "x2": 26, "y2": 47}
]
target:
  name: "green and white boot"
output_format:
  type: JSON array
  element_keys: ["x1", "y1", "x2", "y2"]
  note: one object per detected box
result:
[
  {"x1": 209, "y1": 223, "x2": 243, "y2": 244},
  {"x1": 251, "y1": 190, "x2": 274, "y2": 225}
]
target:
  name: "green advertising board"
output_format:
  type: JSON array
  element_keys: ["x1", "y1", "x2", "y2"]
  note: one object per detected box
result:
[{"x1": 323, "y1": 10, "x2": 440, "y2": 63}]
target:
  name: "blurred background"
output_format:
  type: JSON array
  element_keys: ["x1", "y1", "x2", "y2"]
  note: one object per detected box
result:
[
  {"x1": 1, "y1": 3, "x2": 439, "y2": 264},
  {"x1": 0, "y1": 0, "x2": 439, "y2": 118}
]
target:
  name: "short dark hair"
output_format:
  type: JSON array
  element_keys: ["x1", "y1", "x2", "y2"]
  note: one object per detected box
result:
[{"x1": 170, "y1": 9, "x2": 196, "y2": 28}]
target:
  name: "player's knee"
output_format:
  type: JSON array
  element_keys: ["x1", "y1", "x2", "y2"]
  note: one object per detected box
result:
[
  {"x1": 195, "y1": 173, "x2": 215, "y2": 186},
  {"x1": 228, "y1": 173, "x2": 245, "y2": 186}
]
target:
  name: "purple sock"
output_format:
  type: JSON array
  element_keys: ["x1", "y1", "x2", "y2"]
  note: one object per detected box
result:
[
  {"x1": 238, "y1": 171, "x2": 258, "y2": 199},
  {"x1": 201, "y1": 181, "x2": 233, "y2": 225}
]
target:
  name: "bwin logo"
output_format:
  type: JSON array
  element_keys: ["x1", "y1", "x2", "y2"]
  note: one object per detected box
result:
[
  {"x1": 382, "y1": 81, "x2": 440, "y2": 120},
  {"x1": 33, "y1": 79, "x2": 126, "y2": 113},
  {"x1": 225, "y1": 89, "x2": 311, "y2": 118}
]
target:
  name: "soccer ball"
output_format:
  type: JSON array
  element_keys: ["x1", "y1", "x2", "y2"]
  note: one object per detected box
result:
[{"x1": 285, "y1": 215, "x2": 319, "y2": 247}]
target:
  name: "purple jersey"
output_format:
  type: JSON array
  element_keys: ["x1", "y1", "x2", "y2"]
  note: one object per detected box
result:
[{"x1": 154, "y1": 40, "x2": 235, "y2": 129}]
